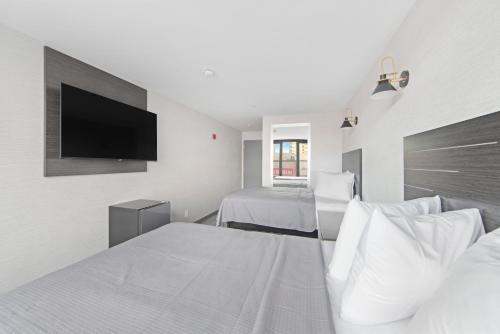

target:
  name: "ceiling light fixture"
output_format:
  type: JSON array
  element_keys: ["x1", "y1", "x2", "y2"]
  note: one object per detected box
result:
[
  {"x1": 371, "y1": 56, "x2": 409, "y2": 100},
  {"x1": 203, "y1": 68, "x2": 216, "y2": 78},
  {"x1": 340, "y1": 108, "x2": 358, "y2": 129}
]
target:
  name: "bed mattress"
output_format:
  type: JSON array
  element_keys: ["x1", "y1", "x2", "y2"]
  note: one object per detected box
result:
[
  {"x1": 217, "y1": 187, "x2": 317, "y2": 232},
  {"x1": 0, "y1": 223, "x2": 333, "y2": 334}
]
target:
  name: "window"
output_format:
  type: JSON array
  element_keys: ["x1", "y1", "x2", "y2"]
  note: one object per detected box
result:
[{"x1": 273, "y1": 140, "x2": 308, "y2": 177}]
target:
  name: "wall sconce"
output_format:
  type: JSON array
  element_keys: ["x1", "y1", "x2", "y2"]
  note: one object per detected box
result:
[
  {"x1": 371, "y1": 56, "x2": 409, "y2": 100},
  {"x1": 340, "y1": 109, "x2": 358, "y2": 129}
]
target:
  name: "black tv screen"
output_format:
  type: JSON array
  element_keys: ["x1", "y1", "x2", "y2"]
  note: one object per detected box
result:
[{"x1": 60, "y1": 83, "x2": 157, "y2": 161}]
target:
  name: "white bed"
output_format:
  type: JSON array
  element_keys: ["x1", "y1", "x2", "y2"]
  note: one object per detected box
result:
[
  {"x1": 0, "y1": 223, "x2": 331, "y2": 333},
  {"x1": 319, "y1": 195, "x2": 497, "y2": 334},
  {"x1": 216, "y1": 174, "x2": 356, "y2": 238},
  {"x1": 320, "y1": 240, "x2": 411, "y2": 334},
  {"x1": 312, "y1": 169, "x2": 360, "y2": 240},
  {"x1": 216, "y1": 187, "x2": 318, "y2": 235},
  {"x1": 0, "y1": 223, "x2": 412, "y2": 334}
]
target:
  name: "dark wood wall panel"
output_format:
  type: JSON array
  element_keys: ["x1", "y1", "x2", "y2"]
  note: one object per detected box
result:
[
  {"x1": 404, "y1": 111, "x2": 500, "y2": 232},
  {"x1": 342, "y1": 149, "x2": 362, "y2": 199},
  {"x1": 404, "y1": 185, "x2": 433, "y2": 200},
  {"x1": 44, "y1": 47, "x2": 148, "y2": 176},
  {"x1": 405, "y1": 144, "x2": 500, "y2": 173},
  {"x1": 404, "y1": 112, "x2": 500, "y2": 152},
  {"x1": 405, "y1": 169, "x2": 500, "y2": 205}
]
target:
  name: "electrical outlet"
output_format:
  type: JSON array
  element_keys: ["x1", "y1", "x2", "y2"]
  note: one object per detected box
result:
[{"x1": 184, "y1": 209, "x2": 189, "y2": 218}]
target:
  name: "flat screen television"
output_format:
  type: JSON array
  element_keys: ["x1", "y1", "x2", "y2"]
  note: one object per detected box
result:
[{"x1": 60, "y1": 83, "x2": 157, "y2": 161}]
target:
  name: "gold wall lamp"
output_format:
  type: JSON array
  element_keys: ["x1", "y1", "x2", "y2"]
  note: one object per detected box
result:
[
  {"x1": 340, "y1": 109, "x2": 358, "y2": 129},
  {"x1": 371, "y1": 56, "x2": 409, "y2": 100}
]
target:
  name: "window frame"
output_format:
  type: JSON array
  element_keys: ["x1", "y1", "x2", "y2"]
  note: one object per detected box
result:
[{"x1": 273, "y1": 139, "x2": 308, "y2": 177}]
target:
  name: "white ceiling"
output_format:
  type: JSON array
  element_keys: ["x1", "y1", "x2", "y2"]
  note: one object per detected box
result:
[{"x1": 0, "y1": 0, "x2": 415, "y2": 130}]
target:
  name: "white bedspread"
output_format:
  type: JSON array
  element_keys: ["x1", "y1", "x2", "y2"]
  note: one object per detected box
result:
[
  {"x1": 0, "y1": 223, "x2": 333, "y2": 334},
  {"x1": 217, "y1": 187, "x2": 317, "y2": 232}
]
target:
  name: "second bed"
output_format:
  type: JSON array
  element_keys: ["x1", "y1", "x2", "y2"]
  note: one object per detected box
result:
[
  {"x1": 217, "y1": 149, "x2": 362, "y2": 238},
  {"x1": 216, "y1": 186, "x2": 318, "y2": 237}
]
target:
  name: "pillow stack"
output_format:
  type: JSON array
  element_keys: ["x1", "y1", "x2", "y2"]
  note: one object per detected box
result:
[
  {"x1": 326, "y1": 196, "x2": 486, "y2": 327},
  {"x1": 314, "y1": 171, "x2": 355, "y2": 202},
  {"x1": 407, "y1": 227, "x2": 500, "y2": 334},
  {"x1": 329, "y1": 196, "x2": 442, "y2": 282},
  {"x1": 340, "y1": 208, "x2": 484, "y2": 324}
]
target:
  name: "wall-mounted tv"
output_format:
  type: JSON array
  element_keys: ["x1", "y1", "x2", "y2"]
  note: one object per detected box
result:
[{"x1": 60, "y1": 83, "x2": 157, "y2": 161}]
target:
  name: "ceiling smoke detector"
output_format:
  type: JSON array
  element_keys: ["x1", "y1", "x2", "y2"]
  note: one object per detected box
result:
[{"x1": 203, "y1": 68, "x2": 216, "y2": 78}]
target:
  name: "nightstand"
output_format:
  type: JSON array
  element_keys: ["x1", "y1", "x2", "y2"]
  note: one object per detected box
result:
[
  {"x1": 109, "y1": 199, "x2": 171, "y2": 247},
  {"x1": 317, "y1": 210, "x2": 345, "y2": 241}
]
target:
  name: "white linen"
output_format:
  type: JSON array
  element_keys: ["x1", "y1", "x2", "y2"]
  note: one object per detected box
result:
[
  {"x1": 410, "y1": 195, "x2": 441, "y2": 214},
  {"x1": 407, "y1": 227, "x2": 500, "y2": 334},
  {"x1": 328, "y1": 277, "x2": 411, "y2": 334},
  {"x1": 333, "y1": 308, "x2": 411, "y2": 334},
  {"x1": 0, "y1": 223, "x2": 334, "y2": 334},
  {"x1": 321, "y1": 241, "x2": 411, "y2": 334},
  {"x1": 315, "y1": 196, "x2": 349, "y2": 212},
  {"x1": 321, "y1": 245, "x2": 410, "y2": 334},
  {"x1": 328, "y1": 197, "x2": 440, "y2": 282},
  {"x1": 217, "y1": 187, "x2": 317, "y2": 232},
  {"x1": 314, "y1": 171, "x2": 354, "y2": 202},
  {"x1": 340, "y1": 208, "x2": 485, "y2": 325}
]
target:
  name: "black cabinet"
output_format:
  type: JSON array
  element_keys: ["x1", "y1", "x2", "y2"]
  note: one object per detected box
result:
[{"x1": 109, "y1": 199, "x2": 170, "y2": 247}]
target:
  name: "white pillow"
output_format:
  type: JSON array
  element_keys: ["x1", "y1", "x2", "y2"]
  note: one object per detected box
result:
[
  {"x1": 314, "y1": 171, "x2": 354, "y2": 202},
  {"x1": 407, "y1": 227, "x2": 500, "y2": 334},
  {"x1": 407, "y1": 195, "x2": 441, "y2": 214},
  {"x1": 328, "y1": 196, "x2": 441, "y2": 282},
  {"x1": 340, "y1": 208, "x2": 485, "y2": 325}
]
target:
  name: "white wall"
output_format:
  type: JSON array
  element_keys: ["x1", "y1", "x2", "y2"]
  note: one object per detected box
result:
[
  {"x1": 0, "y1": 25, "x2": 241, "y2": 293},
  {"x1": 342, "y1": 0, "x2": 500, "y2": 202},
  {"x1": 241, "y1": 131, "x2": 262, "y2": 141},
  {"x1": 262, "y1": 112, "x2": 343, "y2": 187},
  {"x1": 273, "y1": 126, "x2": 309, "y2": 140}
]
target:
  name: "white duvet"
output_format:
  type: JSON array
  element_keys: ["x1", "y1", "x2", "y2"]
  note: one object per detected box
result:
[{"x1": 0, "y1": 223, "x2": 333, "y2": 334}]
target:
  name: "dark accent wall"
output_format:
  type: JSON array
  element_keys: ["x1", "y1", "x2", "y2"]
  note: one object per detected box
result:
[
  {"x1": 342, "y1": 149, "x2": 362, "y2": 199},
  {"x1": 404, "y1": 111, "x2": 500, "y2": 232},
  {"x1": 44, "y1": 47, "x2": 148, "y2": 176}
]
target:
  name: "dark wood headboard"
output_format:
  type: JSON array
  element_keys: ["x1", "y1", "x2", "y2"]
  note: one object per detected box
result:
[
  {"x1": 404, "y1": 111, "x2": 500, "y2": 232},
  {"x1": 342, "y1": 149, "x2": 362, "y2": 199}
]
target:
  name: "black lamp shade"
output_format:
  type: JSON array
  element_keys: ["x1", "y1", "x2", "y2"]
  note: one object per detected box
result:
[
  {"x1": 341, "y1": 117, "x2": 353, "y2": 128},
  {"x1": 372, "y1": 78, "x2": 397, "y2": 100}
]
